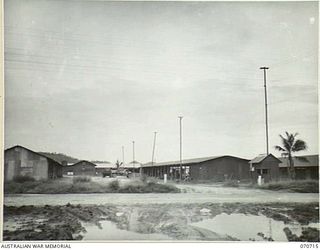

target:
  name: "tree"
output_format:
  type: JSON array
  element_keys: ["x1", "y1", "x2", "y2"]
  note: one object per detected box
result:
[
  {"x1": 115, "y1": 160, "x2": 121, "y2": 169},
  {"x1": 274, "y1": 132, "x2": 307, "y2": 180}
]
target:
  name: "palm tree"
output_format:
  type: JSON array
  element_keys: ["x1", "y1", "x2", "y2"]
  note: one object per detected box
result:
[{"x1": 274, "y1": 132, "x2": 307, "y2": 180}]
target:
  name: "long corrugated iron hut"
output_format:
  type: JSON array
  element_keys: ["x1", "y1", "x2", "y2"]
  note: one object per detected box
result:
[
  {"x1": 279, "y1": 155, "x2": 319, "y2": 180},
  {"x1": 64, "y1": 160, "x2": 97, "y2": 176},
  {"x1": 141, "y1": 155, "x2": 250, "y2": 181}
]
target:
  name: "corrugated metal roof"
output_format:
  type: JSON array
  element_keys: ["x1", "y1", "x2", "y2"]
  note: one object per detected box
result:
[
  {"x1": 95, "y1": 163, "x2": 115, "y2": 169},
  {"x1": 70, "y1": 160, "x2": 96, "y2": 167},
  {"x1": 123, "y1": 163, "x2": 142, "y2": 169},
  {"x1": 142, "y1": 155, "x2": 248, "y2": 168},
  {"x1": 95, "y1": 163, "x2": 141, "y2": 169},
  {"x1": 249, "y1": 154, "x2": 281, "y2": 164},
  {"x1": 249, "y1": 154, "x2": 268, "y2": 164},
  {"x1": 279, "y1": 155, "x2": 319, "y2": 168},
  {"x1": 5, "y1": 145, "x2": 63, "y2": 166}
]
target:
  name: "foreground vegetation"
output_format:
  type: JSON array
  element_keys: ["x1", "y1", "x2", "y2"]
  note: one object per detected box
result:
[
  {"x1": 220, "y1": 179, "x2": 318, "y2": 193},
  {"x1": 191, "y1": 178, "x2": 318, "y2": 193},
  {"x1": 255, "y1": 180, "x2": 319, "y2": 193},
  {"x1": 4, "y1": 176, "x2": 180, "y2": 194}
]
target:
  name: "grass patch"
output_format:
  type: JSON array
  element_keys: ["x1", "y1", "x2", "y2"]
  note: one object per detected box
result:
[
  {"x1": 108, "y1": 180, "x2": 120, "y2": 191},
  {"x1": 256, "y1": 180, "x2": 319, "y2": 193},
  {"x1": 13, "y1": 175, "x2": 36, "y2": 183},
  {"x1": 4, "y1": 177, "x2": 180, "y2": 194},
  {"x1": 140, "y1": 174, "x2": 148, "y2": 183},
  {"x1": 120, "y1": 179, "x2": 180, "y2": 193},
  {"x1": 222, "y1": 180, "x2": 239, "y2": 187},
  {"x1": 4, "y1": 180, "x2": 44, "y2": 194},
  {"x1": 73, "y1": 176, "x2": 91, "y2": 184}
]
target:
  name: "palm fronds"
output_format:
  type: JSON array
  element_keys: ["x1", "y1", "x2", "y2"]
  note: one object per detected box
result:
[{"x1": 274, "y1": 132, "x2": 308, "y2": 180}]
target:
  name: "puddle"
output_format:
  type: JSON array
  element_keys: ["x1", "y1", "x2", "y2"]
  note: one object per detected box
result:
[
  {"x1": 191, "y1": 213, "x2": 319, "y2": 241},
  {"x1": 81, "y1": 220, "x2": 172, "y2": 241}
]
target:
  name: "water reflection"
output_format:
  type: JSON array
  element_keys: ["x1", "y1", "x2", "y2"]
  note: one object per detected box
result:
[{"x1": 191, "y1": 213, "x2": 318, "y2": 241}]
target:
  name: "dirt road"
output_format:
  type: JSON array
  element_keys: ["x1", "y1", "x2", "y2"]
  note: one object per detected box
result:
[{"x1": 4, "y1": 186, "x2": 318, "y2": 206}]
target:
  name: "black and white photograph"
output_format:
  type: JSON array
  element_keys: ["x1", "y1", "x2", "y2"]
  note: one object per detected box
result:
[{"x1": 2, "y1": 0, "x2": 319, "y2": 243}]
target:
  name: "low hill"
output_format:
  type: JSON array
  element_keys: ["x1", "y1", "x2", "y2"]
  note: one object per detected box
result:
[
  {"x1": 38, "y1": 152, "x2": 79, "y2": 164},
  {"x1": 92, "y1": 160, "x2": 111, "y2": 164}
]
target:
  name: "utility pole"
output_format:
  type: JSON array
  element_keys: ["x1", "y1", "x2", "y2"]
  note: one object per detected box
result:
[
  {"x1": 178, "y1": 116, "x2": 183, "y2": 181},
  {"x1": 260, "y1": 67, "x2": 269, "y2": 155},
  {"x1": 132, "y1": 141, "x2": 135, "y2": 169},
  {"x1": 122, "y1": 146, "x2": 125, "y2": 165},
  {"x1": 151, "y1": 132, "x2": 157, "y2": 165}
]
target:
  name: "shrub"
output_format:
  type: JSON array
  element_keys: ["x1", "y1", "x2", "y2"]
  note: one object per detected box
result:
[
  {"x1": 4, "y1": 176, "x2": 180, "y2": 194},
  {"x1": 72, "y1": 176, "x2": 91, "y2": 184},
  {"x1": 109, "y1": 180, "x2": 120, "y2": 191},
  {"x1": 258, "y1": 180, "x2": 319, "y2": 193},
  {"x1": 13, "y1": 175, "x2": 35, "y2": 183},
  {"x1": 222, "y1": 180, "x2": 239, "y2": 187},
  {"x1": 140, "y1": 174, "x2": 148, "y2": 183},
  {"x1": 146, "y1": 182, "x2": 180, "y2": 193},
  {"x1": 4, "y1": 180, "x2": 42, "y2": 193}
]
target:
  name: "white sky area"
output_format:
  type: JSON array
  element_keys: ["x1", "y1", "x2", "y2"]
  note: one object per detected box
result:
[{"x1": 4, "y1": 1, "x2": 318, "y2": 163}]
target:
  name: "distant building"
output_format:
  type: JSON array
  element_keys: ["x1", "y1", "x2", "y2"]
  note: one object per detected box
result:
[
  {"x1": 4, "y1": 145, "x2": 63, "y2": 181},
  {"x1": 141, "y1": 155, "x2": 250, "y2": 181},
  {"x1": 279, "y1": 155, "x2": 319, "y2": 180},
  {"x1": 249, "y1": 154, "x2": 281, "y2": 183},
  {"x1": 95, "y1": 162, "x2": 115, "y2": 176},
  {"x1": 63, "y1": 160, "x2": 96, "y2": 176},
  {"x1": 125, "y1": 161, "x2": 142, "y2": 173}
]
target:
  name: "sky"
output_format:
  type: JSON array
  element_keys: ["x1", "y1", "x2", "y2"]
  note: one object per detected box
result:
[{"x1": 4, "y1": 0, "x2": 318, "y2": 163}]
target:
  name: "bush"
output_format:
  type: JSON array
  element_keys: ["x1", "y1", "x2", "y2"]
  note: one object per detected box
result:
[
  {"x1": 4, "y1": 176, "x2": 180, "y2": 194},
  {"x1": 13, "y1": 175, "x2": 35, "y2": 183},
  {"x1": 222, "y1": 180, "x2": 239, "y2": 187},
  {"x1": 4, "y1": 180, "x2": 42, "y2": 193},
  {"x1": 109, "y1": 180, "x2": 120, "y2": 191},
  {"x1": 140, "y1": 174, "x2": 148, "y2": 183},
  {"x1": 72, "y1": 176, "x2": 91, "y2": 184},
  {"x1": 145, "y1": 182, "x2": 180, "y2": 193},
  {"x1": 258, "y1": 180, "x2": 319, "y2": 193}
]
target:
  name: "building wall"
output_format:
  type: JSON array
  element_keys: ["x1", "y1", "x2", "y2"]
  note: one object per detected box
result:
[
  {"x1": 189, "y1": 157, "x2": 250, "y2": 181},
  {"x1": 4, "y1": 147, "x2": 49, "y2": 181},
  {"x1": 48, "y1": 160, "x2": 63, "y2": 178},
  {"x1": 70, "y1": 162, "x2": 96, "y2": 176},
  {"x1": 279, "y1": 166, "x2": 319, "y2": 180},
  {"x1": 96, "y1": 168, "x2": 108, "y2": 174},
  {"x1": 62, "y1": 166, "x2": 74, "y2": 175},
  {"x1": 252, "y1": 157, "x2": 280, "y2": 182}
]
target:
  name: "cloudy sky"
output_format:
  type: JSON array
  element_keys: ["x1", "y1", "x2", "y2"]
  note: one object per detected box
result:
[{"x1": 4, "y1": 0, "x2": 318, "y2": 163}]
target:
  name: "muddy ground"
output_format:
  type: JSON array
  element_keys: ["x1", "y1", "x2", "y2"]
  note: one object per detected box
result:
[{"x1": 3, "y1": 202, "x2": 319, "y2": 241}]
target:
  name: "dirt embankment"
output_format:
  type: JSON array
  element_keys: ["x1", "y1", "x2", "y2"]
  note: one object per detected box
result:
[{"x1": 3, "y1": 202, "x2": 319, "y2": 241}]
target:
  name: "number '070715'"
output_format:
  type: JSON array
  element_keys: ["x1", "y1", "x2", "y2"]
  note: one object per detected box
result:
[{"x1": 300, "y1": 244, "x2": 319, "y2": 248}]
